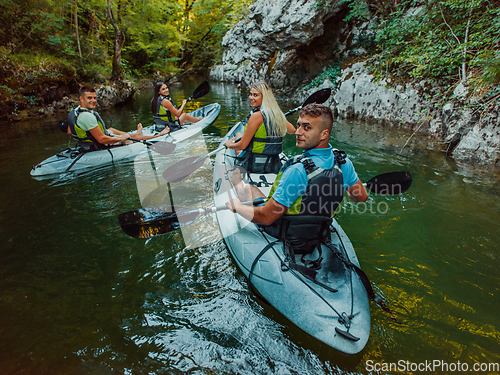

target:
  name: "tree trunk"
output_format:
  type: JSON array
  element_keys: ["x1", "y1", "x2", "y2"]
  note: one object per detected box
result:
[
  {"x1": 462, "y1": 12, "x2": 472, "y2": 85},
  {"x1": 107, "y1": 0, "x2": 125, "y2": 81},
  {"x1": 74, "y1": 0, "x2": 82, "y2": 62}
]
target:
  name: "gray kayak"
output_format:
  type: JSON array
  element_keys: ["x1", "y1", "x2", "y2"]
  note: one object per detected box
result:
[
  {"x1": 31, "y1": 103, "x2": 220, "y2": 177},
  {"x1": 212, "y1": 121, "x2": 371, "y2": 354}
]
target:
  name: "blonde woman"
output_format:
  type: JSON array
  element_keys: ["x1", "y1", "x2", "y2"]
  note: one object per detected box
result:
[{"x1": 225, "y1": 81, "x2": 295, "y2": 173}]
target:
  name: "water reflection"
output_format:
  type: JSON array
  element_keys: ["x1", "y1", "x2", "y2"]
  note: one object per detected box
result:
[{"x1": 0, "y1": 79, "x2": 499, "y2": 374}]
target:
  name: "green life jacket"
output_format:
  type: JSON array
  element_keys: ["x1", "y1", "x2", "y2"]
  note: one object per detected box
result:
[
  {"x1": 236, "y1": 108, "x2": 284, "y2": 174},
  {"x1": 264, "y1": 150, "x2": 347, "y2": 239},
  {"x1": 67, "y1": 107, "x2": 108, "y2": 151},
  {"x1": 152, "y1": 95, "x2": 181, "y2": 131},
  {"x1": 155, "y1": 95, "x2": 176, "y2": 122},
  {"x1": 242, "y1": 108, "x2": 283, "y2": 155}
]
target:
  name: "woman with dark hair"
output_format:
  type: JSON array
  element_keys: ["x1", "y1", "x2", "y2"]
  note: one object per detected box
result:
[{"x1": 151, "y1": 82, "x2": 201, "y2": 127}]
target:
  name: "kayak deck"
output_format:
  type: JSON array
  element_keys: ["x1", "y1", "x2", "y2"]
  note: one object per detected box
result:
[
  {"x1": 212, "y1": 122, "x2": 371, "y2": 354},
  {"x1": 31, "y1": 103, "x2": 220, "y2": 177}
]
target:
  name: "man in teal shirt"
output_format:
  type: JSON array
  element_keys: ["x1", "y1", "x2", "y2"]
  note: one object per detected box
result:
[{"x1": 225, "y1": 104, "x2": 368, "y2": 226}]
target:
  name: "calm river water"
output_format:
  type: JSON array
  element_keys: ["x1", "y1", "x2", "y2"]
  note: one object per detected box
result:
[{"x1": 1, "y1": 78, "x2": 499, "y2": 374}]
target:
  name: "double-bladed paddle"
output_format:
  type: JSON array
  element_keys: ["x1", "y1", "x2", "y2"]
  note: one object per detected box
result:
[
  {"x1": 187, "y1": 80, "x2": 210, "y2": 103},
  {"x1": 283, "y1": 88, "x2": 332, "y2": 116},
  {"x1": 119, "y1": 197, "x2": 266, "y2": 239},
  {"x1": 119, "y1": 171, "x2": 412, "y2": 239},
  {"x1": 162, "y1": 88, "x2": 332, "y2": 183}
]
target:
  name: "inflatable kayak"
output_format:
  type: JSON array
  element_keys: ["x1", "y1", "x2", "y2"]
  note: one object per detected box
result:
[
  {"x1": 31, "y1": 103, "x2": 220, "y2": 177},
  {"x1": 212, "y1": 121, "x2": 371, "y2": 354}
]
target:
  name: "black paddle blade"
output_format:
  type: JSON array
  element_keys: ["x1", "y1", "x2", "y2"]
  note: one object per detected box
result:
[
  {"x1": 303, "y1": 88, "x2": 332, "y2": 106},
  {"x1": 162, "y1": 155, "x2": 208, "y2": 183},
  {"x1": 118, "y1": 206, "x2": 202, "y2": 239},
  {"x1": 118, "y1": 207, "x2": 178, "y2": 239},
  {"x1": 365, "y1": 171, "x2": 412, "y2": 195},
  {"x1": 283, "y1": 88, "x2": 333, "y2": 116},
  {"x1": 57, "y1": 120, "x2": 68, "y2": 133},
  {"x1": 150, "y1": 141, "x2": 176, "y2": 155},
  {"x1": 189, "y1": 80, "x2": 210, "y2": 101}
]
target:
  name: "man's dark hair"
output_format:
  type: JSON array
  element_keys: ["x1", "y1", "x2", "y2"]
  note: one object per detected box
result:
[
  {"x1": 79, "y1": 86, "x2": 96, "y2": 97},
  {"x1": 299, "y1": 103, "x2": 333, "y2": 132}
]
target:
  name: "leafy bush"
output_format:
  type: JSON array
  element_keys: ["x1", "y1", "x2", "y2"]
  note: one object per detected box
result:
[
  {"x1": 342, "y1": 0, "x2": 500, "y2": 100},
  {"x1": 304, "y1": 62, "x2": 343, "y2": 90}
]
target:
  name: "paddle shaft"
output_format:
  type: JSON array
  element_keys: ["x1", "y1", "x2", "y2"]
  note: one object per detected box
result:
[
  {"x1": 129, "y1": 138, "x2": 154, "y2": 146},
  {"x1": 161, "y1": 88, "x2": 332, "y2": 183},
  {"x1": 179, "y1": 197, "x2": 265, "y2": 220},
  {"x1": 119, "y1": 198, "x2": 266, "y2": 239}
]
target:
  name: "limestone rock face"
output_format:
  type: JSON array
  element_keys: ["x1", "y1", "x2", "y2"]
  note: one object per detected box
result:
[
  {"x1": 96, "y1": 80, "x2": 136, "y2": 109},
  {"x1": 451, "y1": 105, "x2": 500, "y2": 164},
  {"x1": 334, "y1": 62, "x2": 426, "y2": 126},
  {"x1": 334, "y1": 62, "x2": 500, "y2": 164},
  {"x1": 211, "y1": 0, "x2": 344, "y2": 90},
  {"x1": 211, "y1": 0, "x2": 499, "y2": 165}
]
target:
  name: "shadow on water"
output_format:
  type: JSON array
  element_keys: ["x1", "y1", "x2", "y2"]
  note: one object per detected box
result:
[{"x1": 0, "y1": 78, "x2": 499, "y2": 374}]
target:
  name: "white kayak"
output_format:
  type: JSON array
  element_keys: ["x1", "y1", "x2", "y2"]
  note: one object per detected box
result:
[
  {"x1": 212, "y1": 121, "x2": 371, "y2": 354},
  {"x1": 30, "y1": 103, "x2": 220, "y2": 177}
]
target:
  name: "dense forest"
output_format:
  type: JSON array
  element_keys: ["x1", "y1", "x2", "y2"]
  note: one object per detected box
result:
[
  {"x1": 0, "y1": 0, "x2": 499, "y2": 120},
  {"x1": 0, "y1": 0, "x2": 252, "y2": 119}
]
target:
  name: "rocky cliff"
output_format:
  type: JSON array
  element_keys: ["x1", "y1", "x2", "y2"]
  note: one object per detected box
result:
[{"x1": 210, "y1": 0, "x2": 500, "y2": 166}]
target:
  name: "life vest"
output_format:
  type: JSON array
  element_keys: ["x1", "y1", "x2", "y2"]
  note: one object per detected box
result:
[
  {"x1": 67, "y1": 107, "x2": 108, "y2": 151},
  {"x1": 236, "y1": 108, "x2": 284, "y2": 174},
  {"x1": 153, "y1": 95, "x2": 176, "y2": 122},
  {"x1": 263, "y1": 149, "x2": 347, "y2": 240},
  {"x1": 242, "y1": 108, "x2": 283, "y2": 155},
  {"x1": 152, "y1": 95, "x2": 181, "y2": 131}
]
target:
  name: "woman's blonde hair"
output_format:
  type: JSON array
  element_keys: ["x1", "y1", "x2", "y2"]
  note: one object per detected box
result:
[{"x1": 252, "y1": 81, "x2": 287, "y2": 137}]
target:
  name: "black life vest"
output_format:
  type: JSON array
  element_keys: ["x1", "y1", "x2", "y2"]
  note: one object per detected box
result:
[{"x1": 264, "y1": 149, "x2": 347, "y2": 240}]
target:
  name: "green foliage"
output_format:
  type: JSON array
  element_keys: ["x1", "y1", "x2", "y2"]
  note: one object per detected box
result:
[
  {"x1": 180, "y1": 0, "x2": 256, "y2": 69},
  {"x1": 337, "y1": 0, "x2": 371, "y2": 21},
  {"x1": 340, "y1": 0, "x2": 500, "y2": 100},
  {"x1": 0, "y1": 0, "x2": 256, "y2": 84},
  {"x1": 304, "y1": 61, "x2": 343, "y2": 90}
]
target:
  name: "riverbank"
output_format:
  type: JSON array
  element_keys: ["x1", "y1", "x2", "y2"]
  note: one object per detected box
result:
[{"x1": 0, "y1": 79, "x2": 137, "y2": 122}]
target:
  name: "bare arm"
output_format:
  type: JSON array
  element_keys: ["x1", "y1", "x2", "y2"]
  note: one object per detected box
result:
[
  {"x1": 286, "y1": 120, "x2": 296, "y2": 134},
  {"x1": 225, "y1": 197, "x2": 287, "y2": 226},
  {"x1": 162, "y1": 98, "x2": 186, "y2": 118},
  {"x1": 346, "y1": 179, "x2": 368, "y2": 202},
  {"x1": 225, "y1": 112, "x2": 263, "y2": 150},
  {"x1": 89, "y1": 126, "x2": 130, "y2": 144}
]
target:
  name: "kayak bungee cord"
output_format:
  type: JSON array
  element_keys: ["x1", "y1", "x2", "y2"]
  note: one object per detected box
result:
[
  {"x1": 334, "y1": 228, "x2": 401, "y2": 324},
  {"x1": 247, "y1": 223, "x2": 359, "y2": 336}
]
